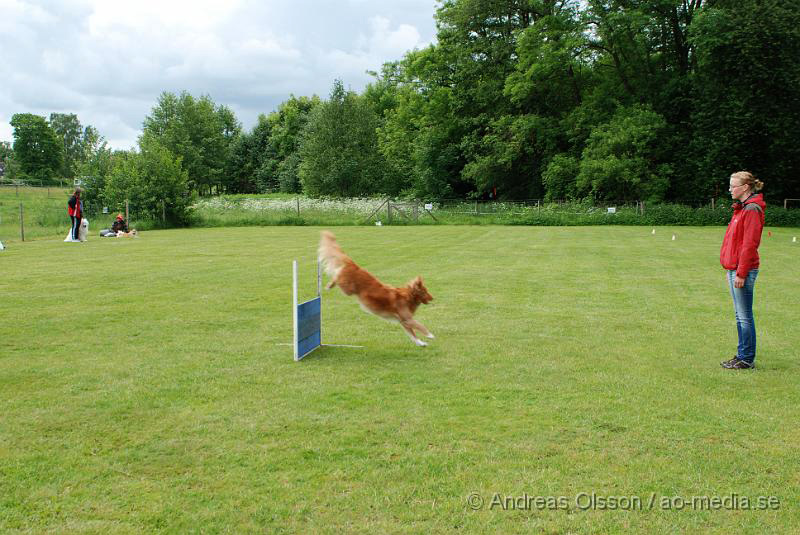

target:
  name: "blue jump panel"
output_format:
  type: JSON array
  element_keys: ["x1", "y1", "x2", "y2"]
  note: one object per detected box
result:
[{"x1": 296, "y1": 296, "x2": 321, "y2": 360}]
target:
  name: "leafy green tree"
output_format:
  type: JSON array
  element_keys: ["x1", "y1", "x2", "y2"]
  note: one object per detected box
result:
[
  {"x1": 299, "y1": 80, "x2": 385, "y2": 196},
  {"x1": 225, "y1": 116, "x2": 273, "y2": 194},
  {"x1": 9, "y1": 113, "x2": 63, "y2": 183},
  {"x1": 48, "y1": 113, "x2": 82, "y2": 179},
  {"x1": 689, "y1": 0, "x2": 800, "y2": 199},
  {"x1": 104, "y1": 135, "x2": 191, "y2": 224},
  {"x1": 263, "y1": 95, "x2": 320, "y2": 193},
  {"x1": 47, "y1": 112, "x2": 107, "y2": 185},
  {"x1": 223, "y1": 95, "x2": 320, "y2": 195},
  {"x1": 76, "y1": 145, "x2": 120, "y2": 208},
  {"x1": 542, "y1": 153, "x2": 580, "y2": 200},
  {"x1": 377, "y1": 1, "x2": 582, "y2": 199},
  {"x1": 376, "y1": 85, "x2": 424, "y2": 197},
  {"x1": 506, "y1": 6, "x2": 588, "y2": 114},
  {"x1": 581, "y1": 0, "x2": 704, "y2": 195},
  {"x1": 576, "y1": 105, "x2": 670, "y2": 201},
  {"x1": 142, "y1": 91, "x2": 241, "y2": 195},
  {"x1": 434, "y1": 0, "x2": 564, "y2": 197},
  {"x1": 276, "y1": 153, "x2": 302, "y2": 193},
  {"x1": 377, "y1": 49, "x2": 473, "y2": 198}
]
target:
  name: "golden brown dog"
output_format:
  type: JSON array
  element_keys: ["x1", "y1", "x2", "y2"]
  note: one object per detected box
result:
[{"x1": 318, "y1": 231, "x2": 434, "y2": 346}]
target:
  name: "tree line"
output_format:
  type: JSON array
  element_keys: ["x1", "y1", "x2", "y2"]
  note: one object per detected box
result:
[{"x1": 4, "y1": 0, "x2": 799, "y2": 223}]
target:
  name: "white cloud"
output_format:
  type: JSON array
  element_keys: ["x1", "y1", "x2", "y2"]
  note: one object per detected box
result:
[{"x1": 0, "y1": 0, "x2": 437, "y2": 150}]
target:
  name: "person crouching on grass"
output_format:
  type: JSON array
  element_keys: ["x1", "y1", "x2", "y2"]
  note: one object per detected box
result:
[
  {"x1": 112, "y1": 214, "x2": 128, "y2": 234},
  {"x1": 719, "y1": 171, "x2": 765, "y2": 369},
  {"x1": 100, "y1": 214, "x2": 129, "y2": 237}
]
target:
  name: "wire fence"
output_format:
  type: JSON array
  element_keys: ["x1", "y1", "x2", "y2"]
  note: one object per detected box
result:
[
  {"x1": 2, "y1": 185, "x2": 799, "y2": 243},
  {"x1": 0, "y1": 186, "x2": 150, "y2": 242}
]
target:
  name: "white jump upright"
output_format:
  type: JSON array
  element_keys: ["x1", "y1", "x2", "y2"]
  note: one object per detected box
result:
[{"x1": 293, "y1": 260, "x2": 323, "y2": 361}]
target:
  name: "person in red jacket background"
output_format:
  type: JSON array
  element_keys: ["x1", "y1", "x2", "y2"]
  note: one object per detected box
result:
[
  {"x1": 719, "y1": 171, "x2": 765, "y2": 369},
  {"x1": 67, "y1": 187, "x2": 83, "y2": 242}
]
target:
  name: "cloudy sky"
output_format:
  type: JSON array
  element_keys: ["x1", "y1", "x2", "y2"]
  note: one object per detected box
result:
[{"x1": 0, "y1": 0, "x2": 438, "y2": 150}]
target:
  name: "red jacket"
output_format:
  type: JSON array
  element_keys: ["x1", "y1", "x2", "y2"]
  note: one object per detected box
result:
[
  {"x1": 720, "y1": 193, "x2": 765, "y2": 278},
  {"x1": 67, "y1": 195, "x2": 82, "y2": 218}
]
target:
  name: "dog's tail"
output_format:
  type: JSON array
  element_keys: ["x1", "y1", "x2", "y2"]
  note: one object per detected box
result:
[{"x1": 318, "y1": 231, "x2": 348, "y2": 277}]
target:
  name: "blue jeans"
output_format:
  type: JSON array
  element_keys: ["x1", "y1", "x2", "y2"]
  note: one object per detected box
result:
[
  {"x1": 727, "y1": 269, "x2": 758, "y2": 363},
  {"x1": 71, "y1": 215, "x2": 80, "y2": 240}
]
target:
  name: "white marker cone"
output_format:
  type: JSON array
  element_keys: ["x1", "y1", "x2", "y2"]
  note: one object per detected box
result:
[
  {"x1": 672, "y1": 234, "x2": 676, "y2": 241},
  {"x1": 651, "y1": 228, "x2": 656, "y2": 235},
  {"x1": 793, "y1": 236, "x2": 797, "y2": 243}
]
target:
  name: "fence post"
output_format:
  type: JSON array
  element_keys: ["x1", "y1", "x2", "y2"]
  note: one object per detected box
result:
[
  {"x1": 387, "y1": 200, "x2": 392, "y2": 224},
  {"x1": 19, "y1": 203, "x2": 24, "y2": 242},
  {"x1": 162, "y1": 200, "x2": 166, "y2": 222},
  {"x1": 711, "y1": 198, "x2": 715, "y2": 210},
  {"x1": 125, "y1": 199, "x2": 129, "y2": 224},
  {"x1": 296, "y1": 197, "x2": 300, "y2": 216}
]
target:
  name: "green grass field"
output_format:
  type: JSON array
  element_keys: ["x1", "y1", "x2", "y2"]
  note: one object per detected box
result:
[{"x1": 1, "y1": 226, "x2": 798, "y2": 534}]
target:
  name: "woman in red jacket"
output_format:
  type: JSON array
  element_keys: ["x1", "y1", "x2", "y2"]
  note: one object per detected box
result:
[
  {"x1": 67, "y1": 187, "x2": 83, "y2": 242},
  {"x1": 719, "y1": 171, "x2": 765, "y2": 369}
]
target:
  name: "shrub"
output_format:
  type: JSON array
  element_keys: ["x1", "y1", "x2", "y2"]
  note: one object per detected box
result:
[{"x1": 104, "y1": 135, "x2": 192, "y2": 225}]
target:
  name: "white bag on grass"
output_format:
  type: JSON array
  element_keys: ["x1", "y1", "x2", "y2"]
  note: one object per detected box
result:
[{"x1": 64, "y1": 218, "x2": 87, "y2": 242}]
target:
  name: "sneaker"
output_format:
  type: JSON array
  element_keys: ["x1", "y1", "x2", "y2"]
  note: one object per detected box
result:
[
  {"x1": 720, "y1": 356, "x2": 739, "y2": 368},
  {"x1": 722, "y1": 358, "x2": 754, "y2": 369}
]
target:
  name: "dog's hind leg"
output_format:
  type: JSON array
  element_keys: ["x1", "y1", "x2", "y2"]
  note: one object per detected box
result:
[
  {"x1": 400, "y1": 320, "x2": 427, "y2": 347},
  {"x1": 410, "y1": 319, "x2": 434, "y2": 339}
]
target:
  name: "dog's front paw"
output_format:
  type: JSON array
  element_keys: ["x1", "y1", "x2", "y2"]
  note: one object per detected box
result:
[{"x1": 414, "y1": 339, "x2": 428, "y2": 347}]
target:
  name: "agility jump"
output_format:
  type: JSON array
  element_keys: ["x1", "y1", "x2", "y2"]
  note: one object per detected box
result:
[{"x1": 292, "y1": 259, "x2": 362, "y2": 361}]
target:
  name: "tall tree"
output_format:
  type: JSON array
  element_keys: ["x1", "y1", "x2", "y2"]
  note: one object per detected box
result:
[
  {"x1": 582, "y1": 0, "x2": 704, "y2": 196},
  {"x1": 299, "y1": 80, "x2": 385, "y2": 196},
  {"x1": 77, "y1": 145, "x2": 119, "y2": 207},
  {"x1": 142, "y1": 91, "x2": 241, "y2": 195},
  {"x1": 265, "y1": 95, "x2": 321, "y2": 193},
  {"x1": 225, "y1": 114, "x2": 275, "y2": 194},
  {"x1": 689, "y1": 0, "x2": 800, "y2": 199},
  {"x1": 576, "y1": 104, "x2": 671, "y2": 201},
  {"x1": 104, "y1": 135, "x2": 191, "y2": 224},
  {"x1": 49, "y1": 113, "x2": 84, "y2": 179},
  {"x1": 9, "y1": 113, "x2": 63, "y2": 182}
]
